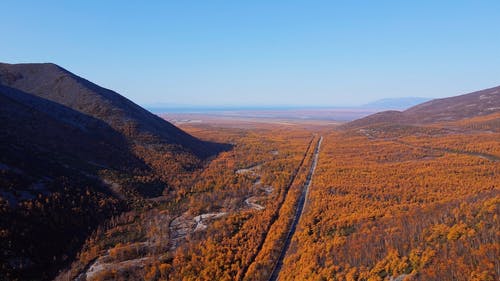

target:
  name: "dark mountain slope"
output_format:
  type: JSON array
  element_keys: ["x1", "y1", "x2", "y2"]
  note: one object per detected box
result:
[
  {"x1": 0, "y1": 84, "x2": 146, "y2": 173},
  {"x1": 0, "y1": 62, "x2": 221, "y2": 159},
  {"x1": 346, "y1": 85, "x2": 500, "y2": 128},
  {"x1": 0, "y1": 63, "x2": 230, "y2": 280},
  {"x1": 0, "y1": 85, "x2": 131, "y2": 280}
]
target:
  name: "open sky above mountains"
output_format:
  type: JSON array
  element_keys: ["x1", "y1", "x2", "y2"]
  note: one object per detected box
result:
[{"x1": 2, "y1": 1, "x2": 500, "y2": 107}]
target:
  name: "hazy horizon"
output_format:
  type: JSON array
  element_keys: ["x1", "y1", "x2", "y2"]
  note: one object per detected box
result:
[{"x1": 144, "y1": 96, "x2": 431, "y2": 112}]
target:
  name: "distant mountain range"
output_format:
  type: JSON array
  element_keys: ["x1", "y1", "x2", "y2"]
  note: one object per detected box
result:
[{"x1": 363, "y1": 97, "x2": 431, "y2": 109}]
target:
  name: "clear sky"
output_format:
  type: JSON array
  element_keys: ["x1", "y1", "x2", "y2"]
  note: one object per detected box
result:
[{"x1": 2, "y1": 1, "x2": 500, "y2": 107}]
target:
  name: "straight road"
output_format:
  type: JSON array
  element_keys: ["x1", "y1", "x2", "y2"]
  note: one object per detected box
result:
[{"x1": 268, "y1": 136, "x2": 323, "y2": 281}]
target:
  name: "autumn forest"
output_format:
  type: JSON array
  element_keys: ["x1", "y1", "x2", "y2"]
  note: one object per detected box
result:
[
  {"x1": 0, "y1": 63, "x2": 499, "y2": 281},
  {"x1": 59, "y1": 111, "x2": 500, "y2": 280}
]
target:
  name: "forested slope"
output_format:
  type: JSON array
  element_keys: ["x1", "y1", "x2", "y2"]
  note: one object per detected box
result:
[{"x1": 0, "y1": 63, "x2": 228, "y2": 280}]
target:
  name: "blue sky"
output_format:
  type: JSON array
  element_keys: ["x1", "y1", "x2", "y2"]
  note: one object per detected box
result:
[{"x1": 2, "y1": 1, "x2": 500, "y2": 107}]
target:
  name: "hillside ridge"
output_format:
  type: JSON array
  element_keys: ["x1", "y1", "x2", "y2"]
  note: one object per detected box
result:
[
  {"x1": 0, "y1": 62, "x2": 224, "y2": 158},
  {"x1": 346, "y1": 85, "x2": 500, "y2": 128}
]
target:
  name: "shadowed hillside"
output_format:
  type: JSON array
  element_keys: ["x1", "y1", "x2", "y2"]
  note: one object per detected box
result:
[
  {"x1": 0, "y1": 62, "x2": 225, "y2": 159},
  {"x1": 0, "y1": 63, "x2": 230, "y2": 281},
  {"x1": 0, "y1": 84, "x2": 146, "y2": 172}
]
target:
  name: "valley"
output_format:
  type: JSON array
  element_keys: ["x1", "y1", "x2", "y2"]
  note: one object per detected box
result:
[
  {"x1": 56, "y1": 110, "x2": 499, "y2": 281},
  {"x1": 54, "y1": 121, "x2": 319, "y2": 281},
  {"x1": 0, "y1": 63, "x2": 498, "y2": 281},
  {"x1": 3, "y1": 2, "x2": 500, "y2": 280}
]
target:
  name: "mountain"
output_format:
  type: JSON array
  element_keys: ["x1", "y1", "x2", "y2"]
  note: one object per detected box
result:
[
  {"x1": 0, "y1": 62, "x2": 233, "y2": 193},
  {"x1": 0, "y1": 83, "x2": 146, "y2": 171},
  {"x1": 363, "y1": 97, "x2": 431, "y2": 110},
  {"x1": 346, "y1": 85, "x2": 500, "y2": 128},
  {"x1": 0, "y1": 62, "x2": 228, "y2": 280},
  {"x1": 0, "y1": 62, "x2": 221, "y2": 158}
]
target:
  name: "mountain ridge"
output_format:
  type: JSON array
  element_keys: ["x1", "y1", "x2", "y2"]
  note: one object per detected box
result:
[
  {"x1": 0, "y1": 62, "x2": 224, "y2": 158},
  {"x1": 345, "y1": 85, "x2": 500, "y2": 128}
]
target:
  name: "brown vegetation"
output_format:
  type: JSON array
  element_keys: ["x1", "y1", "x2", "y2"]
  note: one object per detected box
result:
[{"x1": 278, "y1": 119, "x2": 499, "y2": 280}]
